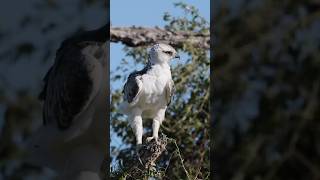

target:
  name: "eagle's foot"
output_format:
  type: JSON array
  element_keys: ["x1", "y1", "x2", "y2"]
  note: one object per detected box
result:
[
  {"x1": 146, "y1": 136, "x2": 158, "y2": 143},
  {"x1": 135, "y1": 144, "x2": 144, "y2": 166}
]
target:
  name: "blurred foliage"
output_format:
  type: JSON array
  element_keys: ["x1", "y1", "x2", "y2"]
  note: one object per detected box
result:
[
  {"x1": 214, "y1": 0, "x2": 320, "y2": 179},
  {"x1": 0, "y1": 90, "x2": 42, "y2": 179},
  {"x1": 0, "y1": 0, "x2": 106, "y2": 179},
  {"x1": 110, "y1": 3, "x2": 210, "y2": 179}
]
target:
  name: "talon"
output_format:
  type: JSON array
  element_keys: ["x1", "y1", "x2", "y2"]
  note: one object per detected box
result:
[
  {"x1": 146, "y1": 136, "x2": 158, "y2": 143},
  {"x1": 135, "y1": 144, "x2": 144, "y2": 166}
]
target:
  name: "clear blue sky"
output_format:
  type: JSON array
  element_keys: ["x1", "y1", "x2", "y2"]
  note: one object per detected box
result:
[{"x1": 110, "y1": 0, "x2": 210, "y2": 162}]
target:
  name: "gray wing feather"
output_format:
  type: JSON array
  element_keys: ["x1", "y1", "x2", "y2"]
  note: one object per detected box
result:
[
  {"x1": 123, "y1": 73, "x2": 142, "y2": 104},
  {"x1": 165, "y1": 79, "x2": 175, "y2": 106},
  {"x1": 40, "y1": 45, "x2": 95, "y2": 130},
  {"x1": 122, "y1": 64, "x2": 151, "y2": 104}
]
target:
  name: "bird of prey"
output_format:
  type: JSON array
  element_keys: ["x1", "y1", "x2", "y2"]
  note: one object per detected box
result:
[
  {"x1": 119, "y1": 43, "x2": 179, "y2": 145},
  {"x1": 26, "y1": 24, "x2": 108, "y2": 180}
]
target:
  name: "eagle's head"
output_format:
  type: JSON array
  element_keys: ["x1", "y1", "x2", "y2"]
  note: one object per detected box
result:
[{"x1": 149, "y1": 43, "x2": 180, "y2": 64}]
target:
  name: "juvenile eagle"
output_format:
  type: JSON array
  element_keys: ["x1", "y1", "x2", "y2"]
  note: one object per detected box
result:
[
  {"x1": 119, "y1": 43, "x2": 179, "y2": 144},
  {"x1": 26, "y1": 24, "x2": 108, "y2": 180}
]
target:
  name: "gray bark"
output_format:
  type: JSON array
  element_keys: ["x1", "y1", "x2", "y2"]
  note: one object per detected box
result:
[{"x1": 111, "y1": 26, "x2": 210, "y2": 49}]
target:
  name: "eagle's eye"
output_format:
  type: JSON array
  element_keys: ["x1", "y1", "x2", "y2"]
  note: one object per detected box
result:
[{"x1": 163, "y1": 51, "x2": 173, "y2": 56}]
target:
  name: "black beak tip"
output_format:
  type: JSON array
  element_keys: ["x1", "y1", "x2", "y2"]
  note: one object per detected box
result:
[{"x1": 175, "y1": 55, "x2": 180, "y2": 59}]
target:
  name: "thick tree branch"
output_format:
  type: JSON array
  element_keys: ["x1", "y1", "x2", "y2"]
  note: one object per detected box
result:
[{"x1": 111, "y1": 26, "x2": 210, "y2": 49}]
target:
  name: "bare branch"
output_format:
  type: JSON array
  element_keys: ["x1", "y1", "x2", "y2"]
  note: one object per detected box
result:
[
  {"x1": 110, "y1": 26, "x2": 210, "y2": 49},
  {"x1": 130, "y1": 137, "x2": 167, "y2": 178}
]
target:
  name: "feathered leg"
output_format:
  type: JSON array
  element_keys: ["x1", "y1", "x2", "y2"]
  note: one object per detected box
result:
[
  {"x1": 147, "y1": 108, "x2": 166, "y2": 142},
  {"x1": 128, "y1": 109, "x2": 144, "y2": 165},
  {"x1": 129, "y1": 108, "x2": 143, "y2": 144}
]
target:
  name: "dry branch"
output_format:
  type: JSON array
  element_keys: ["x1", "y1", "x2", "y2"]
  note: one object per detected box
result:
[
  {"x1": 125, "y1": 136, "x2": 167, "y2": 179},
  {"x1": 110, "y1": 134, "x2": 169, "y2": 179},
  {"x1": 110, "y1": 26, "x2": 210, "y2": 49}
]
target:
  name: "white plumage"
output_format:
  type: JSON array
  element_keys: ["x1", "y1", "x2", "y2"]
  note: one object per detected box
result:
[{"x1": 119, "y1": 43, "x2": 179, "y2": 144}]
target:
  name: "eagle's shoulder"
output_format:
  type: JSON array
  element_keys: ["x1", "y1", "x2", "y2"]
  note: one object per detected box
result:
[{"x1": 122, "y1": 64, "x2": 151, "y2": 104}]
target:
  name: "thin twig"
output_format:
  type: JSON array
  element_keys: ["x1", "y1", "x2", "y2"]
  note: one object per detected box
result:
[
  {"x1": 164, "y1": 150, "x2": 175, "y2": 174},
  {"x1": 169, "y1": 138, "x2": 192, "y2": 180}
]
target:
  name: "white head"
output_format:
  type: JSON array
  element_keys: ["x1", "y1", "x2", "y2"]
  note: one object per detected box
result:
[{"x1": 149, "y1": 43, "x2": 180, "y2": 64}]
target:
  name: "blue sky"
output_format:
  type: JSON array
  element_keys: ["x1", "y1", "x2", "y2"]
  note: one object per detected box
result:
[
  {"x1": 110, "y1": 0, "x2": 210, "y2": 27},
  {"x1": 110, "y1": 0, "x2": 210, "y2": 163}
]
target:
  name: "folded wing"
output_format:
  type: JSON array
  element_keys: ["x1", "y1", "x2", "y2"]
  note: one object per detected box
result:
[
  {"x1": 165, "y1": 79, "x2": 175, "y2": 106},
  {"x1": 123, "y1": 72, "x2": 143, "y2": 105},
  {"x1": 39, "y1": 44, "x2": 101, "y2": 130}
]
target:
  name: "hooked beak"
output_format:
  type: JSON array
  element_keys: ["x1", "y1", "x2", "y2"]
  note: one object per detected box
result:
[{"x1": 175, "y1": 54, "x2": 180, "y2": 59}]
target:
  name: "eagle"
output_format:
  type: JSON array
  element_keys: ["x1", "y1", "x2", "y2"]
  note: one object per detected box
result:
[
  {"x1": 119, "y1": 43, "x2": 179, "y2": 145},
  {"x1": 26, "y1": 24, "x2": 108, "y2": 180}
]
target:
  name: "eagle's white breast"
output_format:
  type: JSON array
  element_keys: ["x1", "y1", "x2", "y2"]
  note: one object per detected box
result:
[{"x1": 139, "y1": 64, "x2": 171, "y2": 107}]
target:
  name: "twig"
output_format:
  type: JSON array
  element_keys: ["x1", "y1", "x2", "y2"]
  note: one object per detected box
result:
[
  {"x1": 164, "y1": 149, "x2": 175, "y2": 174},
  {"x1": 194, "y1": 147, "x2": 205, "y2": 180},
  {"x1": 168, "y1": 138, "x2": 192, "y2": 180}
]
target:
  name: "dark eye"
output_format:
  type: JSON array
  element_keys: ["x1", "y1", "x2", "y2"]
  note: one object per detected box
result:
[{"x1": 163, "y1": 51, "x2": 173, "y2": 56}]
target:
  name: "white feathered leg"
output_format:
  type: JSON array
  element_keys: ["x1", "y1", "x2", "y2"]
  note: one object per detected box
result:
[
  {"x1": 129, "y1": 108, "x2": 143, "y2": 144},
  {"x1": 147, "y1": 108, "x2": 166, "y2": 142}
]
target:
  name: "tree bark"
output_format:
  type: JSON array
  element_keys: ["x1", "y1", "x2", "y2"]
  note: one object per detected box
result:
[
  {"x1": 110, "y1": 135, "x2": 169, "y2": 179},
  {"x1": 110, "y1": 26, "x2": 210, "y2": 49},
  {"x1": 127, "y1": 136, "x2": 167, "y2": 179}
]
